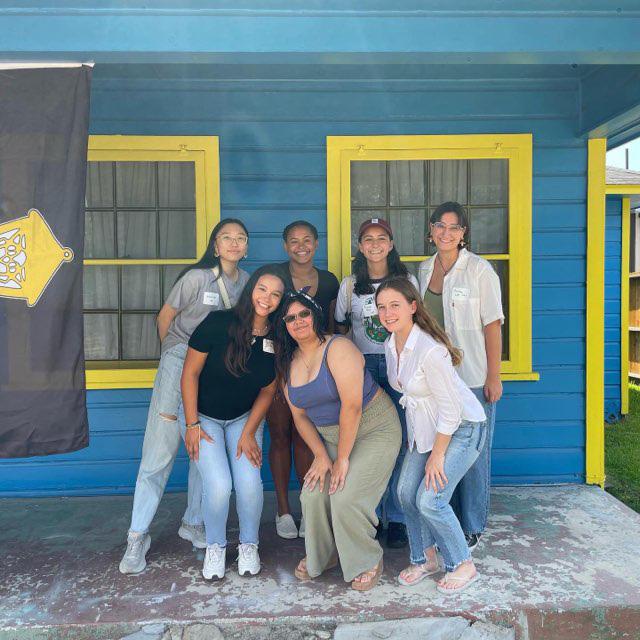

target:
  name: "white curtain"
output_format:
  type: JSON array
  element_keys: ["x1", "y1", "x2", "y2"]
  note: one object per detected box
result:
[{"x1": 83, "y1": 161, "x2": 195, "y2": 360}]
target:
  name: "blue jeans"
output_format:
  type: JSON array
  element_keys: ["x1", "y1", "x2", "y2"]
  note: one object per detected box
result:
[
  {"x1": 364, "y1": 353, "x2": 407, "y2": 525},
  {"x1": 179, "y1": 410, "x2": 264, "y2": 547},
  {"x1": 452, "y1": 387, "x2": 497, "y2": 535},
  {"x1": 397, "y1": 420, "x2": 487, "y2": 572},
  {"x1": 130, "y1": 343, "x2": 203, "y2": 534}
]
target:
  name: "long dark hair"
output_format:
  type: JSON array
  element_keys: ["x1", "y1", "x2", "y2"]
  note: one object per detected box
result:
[
  {"x1": 176, "y1": 217, "x2": 249, "y2": 282},
  {"x1": 352, "y1": 246, "x2": 408, "y2": 295},
  {"x1": 375, "y1": 277, "x2": 462, "y2": 367},
  {"x1": 224, "y1": 265, "x2": 285, "y2": 377},
  {"x1": 274, "y1": 291, "x2": 326, "y2": 382}
]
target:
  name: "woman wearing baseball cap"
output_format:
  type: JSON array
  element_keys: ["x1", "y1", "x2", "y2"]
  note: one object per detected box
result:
[{"x1": 334, "y1": 218, "x2": 418, "y2": 549}]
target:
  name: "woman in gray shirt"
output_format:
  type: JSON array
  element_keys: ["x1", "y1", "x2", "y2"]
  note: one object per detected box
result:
[{"x1": 119, "y1": 218, "x2": 250, "y2": 575}]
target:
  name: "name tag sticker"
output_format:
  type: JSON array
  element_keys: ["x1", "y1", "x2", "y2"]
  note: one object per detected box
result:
[
  {"x1": 452, "y1": 287, "x2": 470, "y2": 301},
  {"x1": 203, "y1": 291, "x2": 219, "y2": 306},
  {"x1": 263, "y1": 339, "x2": 275, "y2": 354},
  {"x1": 363, "y1": 297, "x2": 377, "y2": 317}
]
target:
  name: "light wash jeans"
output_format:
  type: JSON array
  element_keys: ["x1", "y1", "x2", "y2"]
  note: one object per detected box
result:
[
  {"x1": 397, "y1": 419, "x2": 487, "y2": 572},
  {"x1": 129, "y1": 343, "x2": 203, "y2": 534},
  {"x1": 179, "y1": 409, "x2": 264, "y2": 547},
  {"x1": 452, "y1": 387, "x2": 497, "y2": 535},
  {"x1": 364, "y1": 353, "x2": 407, "y2": 525}
]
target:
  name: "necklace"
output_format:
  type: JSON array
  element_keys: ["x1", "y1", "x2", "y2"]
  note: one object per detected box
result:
[
  {"x1": 251, "y1": 324, "x2": 269, "y2": 345},
  {"x1": 297, "y1": 339, "x2": 322, "y2": 370},
  {"x1": 436, "y1": 252, "x2": 457, "y2": 276}
]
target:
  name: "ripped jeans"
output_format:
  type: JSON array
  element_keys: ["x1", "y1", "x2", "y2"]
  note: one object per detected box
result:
[
  {"x1": 129, "y1": 343, "x2": 203, "y2": 534},
  {"x1": 397, "y1": 420, "x2": 487, "y2": 572}
]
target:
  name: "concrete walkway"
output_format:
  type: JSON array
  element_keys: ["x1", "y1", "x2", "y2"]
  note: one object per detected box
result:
[{"x1": 2, "y1": 486, "x2": 640, "y2": 639}]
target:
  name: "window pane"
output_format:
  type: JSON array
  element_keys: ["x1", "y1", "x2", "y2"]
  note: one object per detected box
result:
[
  {"x1": 86, "y1": 162, "x2": 113, "y2": 207},
  {"x1": 470, "y1": 159, "x2": 508, "y2": 205},
  {"x1": 403, "y1": 261, "x2": 420, "y2": 281},
  {"x1": 116, "y1": 162, "x2": 156, "y2": 207},
  {"x1": 163, "y1": 265, "x2": 187, "y2": 300},
  {"x1": 117, "y1": 211, "x2": 157, "y2": 258},
  {"x1": 469, "y1": 208, "x2": 508, "y2": 254},
  {"x1": 85, "y1": 211, "x2": 115, "y2": 258},
  {"x1": 158, "y1": 162, "x2": 196, "y2": 207},
  {"x1": 489, "y1": 260, "x2": 509, "y2": 359},
  {"x1": 122, "y1": 266, "x2": 160, "y2": 311},
  {"x1": 122, "y1": 315, "x2": 160, "y2": 359},
  {"x1": 84, "y1": 266, "x2": 118, "y2": 310},
  {"x1": 84, "y1": 314, "x2": 118, "y2": 360},
  {"x1": 389, "y1": 209, "x2": 427, "y2": 256},
  {"x1": 351, "y1": 162, "x2": 387, "y2": 207},
  {"x1": 350, "y1": 209, "x2": 383, "y2": 256},
  {"x1": 429, "y1": 160, "x2": 467, "y2": 205},
  {"x1": 389, "y1": 161, "x2": 425, "y2": 206},
  {"x1": 159, "y1": 210, "x2": 197, "y2": 258}
]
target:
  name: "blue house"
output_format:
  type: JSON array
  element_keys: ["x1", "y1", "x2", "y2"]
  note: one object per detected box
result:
[{"x1": 2, "y1": 1, "x2": 640, "y2": 496}]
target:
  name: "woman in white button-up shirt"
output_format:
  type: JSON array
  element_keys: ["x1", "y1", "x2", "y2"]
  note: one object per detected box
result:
[
  {"x1": 418, "y1": 201, "x2": 504, "y2": 553},
  {"x1": 375, "y1": 277, "x2": 486, "y2": 594}
]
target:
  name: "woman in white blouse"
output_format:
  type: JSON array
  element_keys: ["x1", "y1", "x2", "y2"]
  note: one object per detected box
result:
[{"x1": 375, "y1": 277, "x2": 486, "y2": 594}]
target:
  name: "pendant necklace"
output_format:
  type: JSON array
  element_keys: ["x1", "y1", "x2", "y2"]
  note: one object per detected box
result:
[{"x1": 436, "y1": 252, "x2": 457, "y2": 276}]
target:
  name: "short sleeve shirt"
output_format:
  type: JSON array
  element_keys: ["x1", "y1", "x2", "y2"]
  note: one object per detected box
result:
[
  {"x1": 335, "y1": 273, "x2": 420, "y2": 355},
  {"x1": 188, "y1": 310, "x2": 276, "y2": 420},
  {"x1": 275, "y1": 262, "x2": 340, "y2": 331},
  {"x1": 162, "y1": 267, "x2": 249, "y2": 353}
]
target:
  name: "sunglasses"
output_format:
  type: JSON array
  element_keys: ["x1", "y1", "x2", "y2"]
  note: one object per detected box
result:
[{"x1": 283, "y1": 309, "x2": 312, "y2": 324}]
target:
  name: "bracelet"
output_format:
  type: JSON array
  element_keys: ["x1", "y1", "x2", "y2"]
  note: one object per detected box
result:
[{"x1": 186, "y1": 421, "x2": 201, "y2": 430}]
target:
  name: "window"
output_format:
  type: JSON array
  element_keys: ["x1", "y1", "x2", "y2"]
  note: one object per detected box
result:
[
  {"x1": 327, "y1": 134, "x2": 536, "y2": 379},
  {"x1": 84, "y1": 136, "x2": 220, "y2": 389}
]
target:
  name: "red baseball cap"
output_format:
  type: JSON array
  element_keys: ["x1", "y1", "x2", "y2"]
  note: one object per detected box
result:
[{"x1": 358, "y1": 217, "x2": 393, "y2": 241}]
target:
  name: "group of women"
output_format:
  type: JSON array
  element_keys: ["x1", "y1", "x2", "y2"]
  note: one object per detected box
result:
[{"x1": 118, "y1": 202, "x2": 503, "y2": 594}]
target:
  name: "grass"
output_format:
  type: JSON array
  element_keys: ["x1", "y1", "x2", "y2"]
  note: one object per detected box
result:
[{"x1": 605, "y1": 383, "x2": 640, "y2": 513}]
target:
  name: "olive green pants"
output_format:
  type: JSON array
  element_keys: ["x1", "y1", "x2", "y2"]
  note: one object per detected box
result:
[{"x1": 300, "y1": 391, "x2": 402, "y2": 582}]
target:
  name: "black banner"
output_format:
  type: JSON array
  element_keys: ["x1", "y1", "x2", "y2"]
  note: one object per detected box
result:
[{"x1": 0, "y1": 66, "x2": 91, "y2": 457}]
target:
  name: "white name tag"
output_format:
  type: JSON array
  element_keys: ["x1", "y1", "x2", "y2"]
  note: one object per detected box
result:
[
  {"x1": 452, "y1": 287, "x2": 470, "y2": 301},
  {"x1": 262, "y1": 339, "x2": 275, "y2": 353},
  {"x1": 363, "y1": 296, "x2": 377, "y2": 317},
  {"x1": 203, "y1": 291, "x2": 219, "y2": 306}
]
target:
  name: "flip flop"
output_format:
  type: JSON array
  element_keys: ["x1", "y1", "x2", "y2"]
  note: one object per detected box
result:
[
  {"x1": 351, "y1": 559, "x2": 383, "y2": 591},
  {"x1": 397, "y1": 561, "x2": 440, "y2": 586},
  {"x1": 294, "y1": 554, "x2": 338, "y2": 581},
  {"x1": 436, "y1": 572, "x2": 480, "y2": 594}
]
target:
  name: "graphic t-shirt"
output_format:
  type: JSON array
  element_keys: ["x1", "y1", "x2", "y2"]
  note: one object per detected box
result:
[{"x1": 334, "y1": 273, "x2": 419, "y2": 354}]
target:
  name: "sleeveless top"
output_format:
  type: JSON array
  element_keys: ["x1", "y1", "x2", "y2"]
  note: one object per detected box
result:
[
  {"x1": 288, "y1": 336, "x2": 379, "y2": 427},
  {"x1": 422, "y1": 287, "x2": 445, "y2": 331}
]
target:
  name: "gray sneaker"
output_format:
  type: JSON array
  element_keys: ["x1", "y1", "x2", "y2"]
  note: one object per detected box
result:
[
  {"x1": 119, "y1": 531, "x2": 151, "y2": 574},
  {"x1": 178, "y1": 521, "x2": 207, "y2": 549}
]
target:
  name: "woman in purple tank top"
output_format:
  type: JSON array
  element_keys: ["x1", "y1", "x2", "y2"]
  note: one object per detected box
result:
[{"x1": 274, "y1": 290, "x2": 402, "y2": 591}]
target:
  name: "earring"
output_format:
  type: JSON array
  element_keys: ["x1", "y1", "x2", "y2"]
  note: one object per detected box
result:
[
  {"x1": 214, "y1": 251, "x2": 219, "y2": 257},
  {"x1": 427, "y1": 236, "x2": 433, "y2": 244},
  {"x1": 459, "y1": 240, "x2": 466, "y2": 248},
  {"x1": 243, "y1": 253, "x2": 248, "y2": 259}
]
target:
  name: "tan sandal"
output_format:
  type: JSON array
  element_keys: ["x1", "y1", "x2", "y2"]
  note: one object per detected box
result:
[
  {"x1": 351, "y1": 559, "x2": 383, "y2": 591},
  {"x1": 294, "y1": 555, "x2": 338, "y2": 581},
  {"x1": 436, "y1": 571, "x2": 480, "y2": 594},
  {"x1": 397, "y1": 560, "x2": 440, "y2": 586}
]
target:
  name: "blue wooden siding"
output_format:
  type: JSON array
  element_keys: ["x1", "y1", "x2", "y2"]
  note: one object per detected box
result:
[
  {"x1": 0, "y1": 70, "x2": 587, "y2": 496},
  {"x1": 605, "y1": 196, "x2": 623, "y2": 422}
]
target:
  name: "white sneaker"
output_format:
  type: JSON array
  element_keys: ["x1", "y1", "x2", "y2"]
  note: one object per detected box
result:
[
  {"x1": 119, "y1": 531, "x2": 151, "y2": 574},
  {"x1": 275, "y1": 513, "x2": 298, "y2": 539},
  {"x1": 202, "y1": 544, "x2": 226, "y2": 580},
  {"x1": 298, "y1": 515, "x2": 305, "y2": 538},
  {"x1": 237, "y1": 543, "x2": 261, "y2": 576},
  {"x1": 178, "y1": 521, "x2": 207, "y2": 549}
]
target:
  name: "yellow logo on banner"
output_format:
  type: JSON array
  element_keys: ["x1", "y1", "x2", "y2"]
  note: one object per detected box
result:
[{"x1": 0, "y1": 209, "x2": 74, "y2": 307}]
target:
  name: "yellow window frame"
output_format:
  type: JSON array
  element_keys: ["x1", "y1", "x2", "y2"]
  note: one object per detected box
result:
[
  {"x1": 84, "y1": 135, "x2": 220, "y2": 390},
  {"x1": 326, "y1": 133, "x2": 537, "y2": 381}
]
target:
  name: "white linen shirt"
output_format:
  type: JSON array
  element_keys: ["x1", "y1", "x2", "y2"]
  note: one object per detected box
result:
[
  {"x1": 385, "y1": 324, "x2": 486, "y2": 454},
  {"x1": 417, "y1": 249, "x2": 504, "y2": 388}
]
